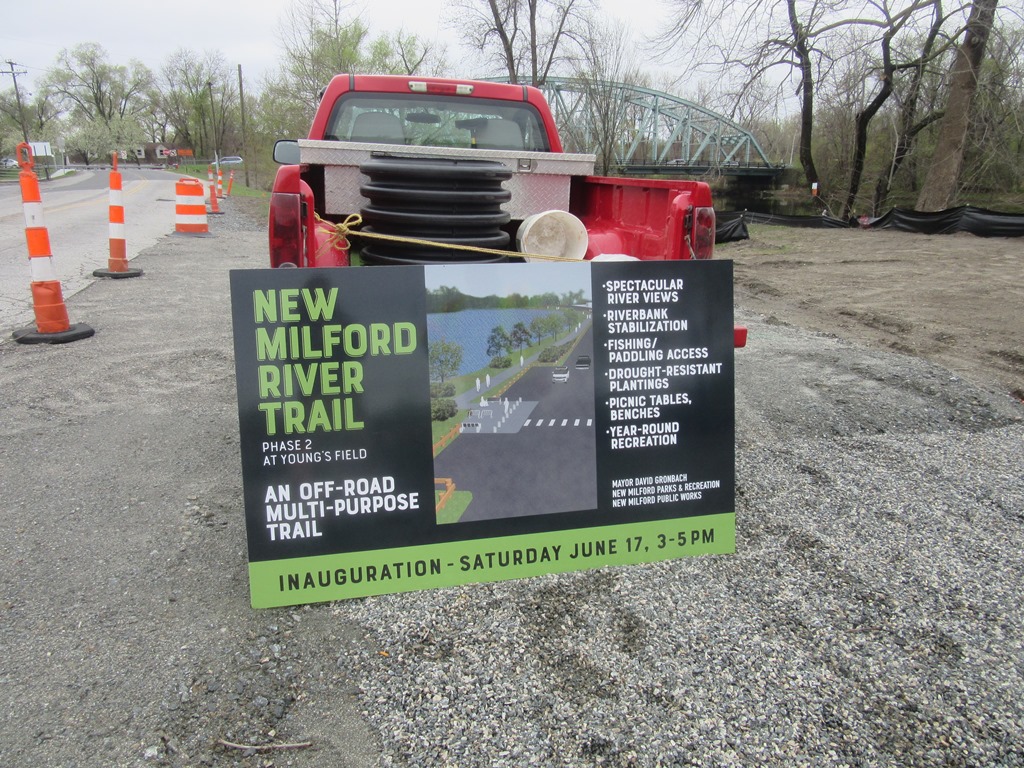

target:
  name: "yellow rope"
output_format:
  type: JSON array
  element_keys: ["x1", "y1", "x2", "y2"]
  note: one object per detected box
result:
[{"x1": 315, "y1": 213, "x2": 583, "y2": 263}]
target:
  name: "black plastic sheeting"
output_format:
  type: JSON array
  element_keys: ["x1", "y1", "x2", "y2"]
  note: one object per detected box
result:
[
  {"x1": 866, "y1": 206, "x2": 1024, "y2": 237},
  {"x1": 715, "y1": 211, "x2": 749, "y2": 243},
  {"x1": 716, "y1": 205, "x2": 1024, "y2": 243},
  {"x1": 715, "y1": 210, "x2": 846, "y2": 243}
]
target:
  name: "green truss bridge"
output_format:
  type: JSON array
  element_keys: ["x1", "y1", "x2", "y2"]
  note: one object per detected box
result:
[{"x1": 493, "y1": 77, "x2": 784, "y2": 180}]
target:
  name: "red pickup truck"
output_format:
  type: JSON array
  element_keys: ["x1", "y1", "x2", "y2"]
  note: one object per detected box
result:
[{"x1": 268, "y1": 74, "x2": 744, "y2": 344}]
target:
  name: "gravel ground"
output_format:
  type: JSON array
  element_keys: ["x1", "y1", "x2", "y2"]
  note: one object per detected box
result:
[{"x1": 1, "y1": 198, "x2": 1022, "y2": 767}]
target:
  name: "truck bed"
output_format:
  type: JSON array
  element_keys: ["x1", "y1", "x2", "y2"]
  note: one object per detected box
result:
[{"x1": 298, "y1": 139, "x2": 596, "y2": 220}]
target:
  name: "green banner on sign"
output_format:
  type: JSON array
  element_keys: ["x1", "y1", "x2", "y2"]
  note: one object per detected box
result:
[{"x1": 249, "y1": 514, "x2": 735, "y2": 607}]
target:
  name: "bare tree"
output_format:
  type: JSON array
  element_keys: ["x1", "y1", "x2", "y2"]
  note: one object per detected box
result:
[
  {"x1": 916, "y1": 0, "x2": 1000, "y2": 211},
  {"x1": 450, "y1": 0, "x2": 595, "y2": 84},
  {"x1": 564, "y1": 21, "x2": 644, "y2": 173},
  {"x1": 157, "y1": 50, "x2": 236, "y2": 158},
  {"x1": 656, "y1": 0, "x2": 865, "y2": 191},
  {"x1": 841, "y1": 0, "x2": 949, "y2": 218},
  {"x1": 362, "y1": 30, "x2": 449, "y2": 76},
  {"x1": 873, "y1": 5, "x2": 949, "y2": 211},
  {"x1": 656, "y1": 0, "x2": 981, "y2": 209}
]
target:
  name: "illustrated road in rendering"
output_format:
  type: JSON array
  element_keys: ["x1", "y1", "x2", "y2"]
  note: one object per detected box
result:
[{"x1": 436, "y1": 326, "x2": 599, "y2": 523}]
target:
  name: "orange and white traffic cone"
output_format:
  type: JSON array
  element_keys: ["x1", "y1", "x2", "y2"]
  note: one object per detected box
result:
[
  {"x1": 174, "y1": 178, "x2": 211, "y2": 236},
  {"x1": 226, "y1": 170, "x2": 234, "y2": 197},
  {"x1": 94, "y1": 153, "x2": 142, "y2": 279},
  {"x1": 208, "y1": 178, "x2": 223, "y2": 215},
  {"x1": 216, "y1": 165, "x2": 224, "y2": 198},
  {"x1": 12, "y1": 143, "x2": 95, "y2": 344}
]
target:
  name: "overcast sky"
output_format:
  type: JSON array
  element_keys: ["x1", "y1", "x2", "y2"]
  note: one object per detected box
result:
[{"x1": 3, "y1": 0, "x2": 675, "y2": 93}]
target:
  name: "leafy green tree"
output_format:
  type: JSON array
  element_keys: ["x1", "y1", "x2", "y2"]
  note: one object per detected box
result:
[
  {"x1": 28, "y1": 92, "x2": 65, "y2": 148},
  {"x1": 504, "y1": 292, "x2": 529, "y2": 308},
  {"x1": 510, "y1": 322, "x2": 532, "y2": 352},
  {"x1": 277, "y1": 0, "x2": 373, "y2": 108},
  {"x1": 427, "y1": 286, "x2": 468, "y2": 313},
  {"x1": 272, "y1": 0, "x2": 444, "y2": 112},
  {"x1": 56, "y1": 112, "x2": 145, "y2": 166},
  {"x1": 39, "y1": 44, "x2": 152, "y2": 164},
  {"x1": 429, "y1": 339, "x2": 464, "y2": 384},
  {"x1": 560, "y1": 289, "x2": 586, "y2": 306},
  {"x1": 43, "y1": 44, "x2": 153, "y2": 125},
  {"x1": 0, "y1": 92, "x2": 26, "y2": 150},
  {"x1": 486, "y1": 326, "x2": 512, "y2": 357},
  {"x1": 247, "y1": 0, "x2": 446, "y2": 184},
  {"x1": 531, "y1": 312, "x2": 563, "y2": 340},
  {"x1": 530, "y1": 315, "x2": 547, "y2": 342},
  {"x1": 531, "y1": 291, "x2": 560, "y2": 308}
]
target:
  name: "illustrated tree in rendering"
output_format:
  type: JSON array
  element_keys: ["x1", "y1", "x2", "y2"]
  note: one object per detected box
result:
[{"x1": 429, "y1": 339, "x2": 463, "y2": 384}]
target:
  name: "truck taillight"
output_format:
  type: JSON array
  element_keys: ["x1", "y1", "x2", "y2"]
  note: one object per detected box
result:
[
  {"x1": 269, "y1": 192, "x2": 303, "y2": 267},
  {"x1": 408, "y1": 80, "x2": 474, "y2": 96},
  {"x1": 693, "y1": 207, "x2": 715, "y2": 259}
]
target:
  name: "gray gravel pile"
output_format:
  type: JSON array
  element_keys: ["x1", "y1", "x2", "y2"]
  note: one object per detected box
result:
[
  {"x1": 333, "y1": 316, "x2": 1024, "y2": 767},
  {"x1": 2, "y1": 198, "x2": 1022, "y2": 767}
]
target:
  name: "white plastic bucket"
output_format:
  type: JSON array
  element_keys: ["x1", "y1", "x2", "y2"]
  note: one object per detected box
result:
[{"x1": 516, "y1": 210, "x2": 588, "y2": 262}]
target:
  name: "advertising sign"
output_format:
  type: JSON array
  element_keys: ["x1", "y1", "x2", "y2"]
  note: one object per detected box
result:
[{"x1": 230, "y1": 260, "x2": 735, "y2": 608}]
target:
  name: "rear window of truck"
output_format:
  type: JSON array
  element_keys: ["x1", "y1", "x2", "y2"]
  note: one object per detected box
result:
[{"x1": 323, "y1": 93, "x2": 551, "y2": 152}]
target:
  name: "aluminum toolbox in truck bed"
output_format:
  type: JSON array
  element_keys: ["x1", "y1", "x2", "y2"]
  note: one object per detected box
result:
[{"x1": 298, "y1": 139, "x2": 596, "y2": 220}]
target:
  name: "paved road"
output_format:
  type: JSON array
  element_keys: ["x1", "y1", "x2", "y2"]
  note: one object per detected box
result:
[{"x1": 0, "y1": 167, "x2": 190, "y2": 334}]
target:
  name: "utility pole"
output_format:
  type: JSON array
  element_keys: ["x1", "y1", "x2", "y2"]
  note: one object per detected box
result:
[
  {"x1": 3, "y1": 60, "x2": 30, "y2": 142},
  {"x1": 237, "y1": 64, "x2": 249, "y2": 187},
  {"x1": 206, "y1": 80, "x2": 219, "y2": 164}
]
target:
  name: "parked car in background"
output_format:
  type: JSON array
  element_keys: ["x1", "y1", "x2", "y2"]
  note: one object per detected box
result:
[
  {"x1": 219, "y1": 156, "x2": 244, "y2": 165},
  {"x1": 1, "y1": 157, "x2": 18, "y2": 168},
  {"x1": 552, "y1": 366, "x2": 570, "y2": 383}
]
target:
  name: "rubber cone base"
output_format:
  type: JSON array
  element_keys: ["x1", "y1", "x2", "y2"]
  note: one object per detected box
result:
[
  {"x1": 13, "y1": 323, "x2": 96, "y2": 345},
  {"x1": 93, "y1": 267, "x2": 144, "y2": 279}
]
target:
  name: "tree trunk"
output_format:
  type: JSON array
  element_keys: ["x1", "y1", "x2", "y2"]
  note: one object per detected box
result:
[
  {"x1": 874, "y1": 7, "x2": 944, "y2": 213},
  {"x1": 874, "y1": 111, "x2": 944, "y2": 211},
  {"x1": 915, "y1": 0, "x2": 998, "y2": 212},
  {"x1": 843, "y1": 75, "x2": 892, "y2": 220},
  {"x1": 788, "y1": 0, "x2": 819, "y2": 190},
  {"x1": 487, "y1": 0, "x2": 520, "y2": 83}
]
